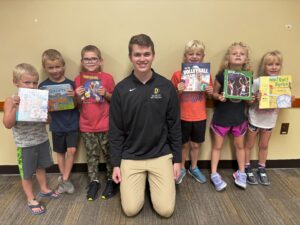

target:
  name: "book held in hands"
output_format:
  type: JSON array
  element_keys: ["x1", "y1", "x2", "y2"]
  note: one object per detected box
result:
[
  {"x1": 181, "y1": 63, "x2": 210, "y2": 92},
  {"x1": 17, "y1": 88, "x2": 48, "y2": 122},
  {"x1": 224, "y1": 69, "x2": 252, "y2": 100},
  {"x1": 259, "y1": 75, "x2": 292, "y2": 109},
  {"x1": 41, "y1": 83, "x2": 75, "y2": 111},
  {"x1": 80, "y1": 72, "x2": 103, "y2": 103}
]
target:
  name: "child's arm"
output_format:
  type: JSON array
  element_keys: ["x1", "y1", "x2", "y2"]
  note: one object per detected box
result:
[
  {"x1": 98, "y1": 86, "x2": 112, "y2": 102},
  {"x1": 212, "y1": 80, "x2": 226, "y2": 102},
  {"x1": 3, "y1": 95, "x2": 19, "y2": 129}
]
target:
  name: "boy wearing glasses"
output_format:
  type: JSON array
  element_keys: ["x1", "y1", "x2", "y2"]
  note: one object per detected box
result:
[{"x1": 74, "y1": 45, "x2": 117, "y2": 201}]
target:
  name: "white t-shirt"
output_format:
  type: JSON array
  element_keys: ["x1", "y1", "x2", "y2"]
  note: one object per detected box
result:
[{"x1": 248, "y1": 78, "x2": 279, "y2": 129}]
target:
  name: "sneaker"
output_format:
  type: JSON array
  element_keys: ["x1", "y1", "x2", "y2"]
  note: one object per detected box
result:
[
  {"x1": 87, "y1": 181, "x2": 100, "y2": 201},
  {"x1": 188, "y1": 166, "x2": 206, "y2": 183},
  {"x1": 176, "y1": 168, "x2": 186, "y2": 184},
  {"x1": 101, "y1": 179, "x2": 118, "y2": 199},
  {"x1": 257, "y1": 167, "x2": 270, "y2": 186},
  {"x1": 210, "y1": 173, "x2": 227, "y2": 191},
  {"x1": 57, "y1": 180, "x2": 75, "y2": 194},
  {"x1": 233, "y1": 170, "x2": 247, "y2": 189},
  {"x1": 245, "y1": 166, "x2": 258, "y2": 185}
]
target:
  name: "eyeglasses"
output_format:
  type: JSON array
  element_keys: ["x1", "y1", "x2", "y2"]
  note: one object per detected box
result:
[{"x1": 82, "y1": 57, "x2": 99, "y2": 63}]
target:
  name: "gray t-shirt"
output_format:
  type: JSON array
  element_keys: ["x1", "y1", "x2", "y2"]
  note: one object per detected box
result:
[
  {"x1": 248, "y1": 78, "x2": 279, "y2": 129},
  {"x1": 12, "y1": 121, "x2": 48, "y2": 147}
]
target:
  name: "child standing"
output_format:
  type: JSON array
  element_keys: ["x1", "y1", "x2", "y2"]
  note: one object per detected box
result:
[
  {"x1": 171, "y1": 40, "x2": 213, "y2": 184},
  {"x1": 3, "y1": 63, "x2": 59, "y2": 215},
  {"x1": 74, "y1": 45, "x2": 117, "y2": 200},
  {"x1": 210, "y1": 42, "x2": 251, "y2": 191},
  {"x1": 245, "y1": 50, "x2": 286, "y2": 186},
  {"x1": 39, "y1": 49, "x2": 80, "y2": 194}
]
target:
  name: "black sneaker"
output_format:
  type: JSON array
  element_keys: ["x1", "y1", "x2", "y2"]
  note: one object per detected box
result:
[
  {"x1": 101, "y1": 179, "x2": 118, "y2": 199},
  {"x1": 257, "y1": 167, "x2": 270, "y2": 186},
  {"x1": 245, "y1": 166, "x2": 258, "y2": 185},
  {"x1": 87, "y1": 181, "x2": 100, "y2": 201}
]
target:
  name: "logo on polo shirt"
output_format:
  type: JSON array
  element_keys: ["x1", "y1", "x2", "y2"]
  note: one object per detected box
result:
[{"x1": 150, "y1": 88, "x2": 162, "y2": 99}]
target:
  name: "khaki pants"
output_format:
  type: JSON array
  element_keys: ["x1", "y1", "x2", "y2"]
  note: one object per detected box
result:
[{"x1": 120, "y1": 154, "x2": 176, "y2": 218}]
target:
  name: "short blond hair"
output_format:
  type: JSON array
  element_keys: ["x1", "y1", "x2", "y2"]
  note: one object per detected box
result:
[
  {"x1": 13, "y1": 63, "x2": 39, "y2": 83},
  {"x1": 183, "y1": 40, "x2": 205, "y2": 62},
  {"x1": 258, "y1": 50, "x2": 283, "y2": 76},
  {"x1": 220, "y1": 42, "x2": 251, "y2": 71},
  {"x1": 42, "y1": 49, "x2": 65, "y2": 67}
]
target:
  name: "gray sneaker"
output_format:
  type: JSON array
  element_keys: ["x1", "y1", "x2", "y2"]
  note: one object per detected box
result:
[
  {"x1": 176, "y1": 168, "x2": 187, "y2": 184},
  {"x1": 211, "y1": 173, "x2": 227, "y2": 192},
  {"x1": 233, "y1": 170, "x2": 247, "y2": 189},
  {"x1": 57, "y1": 179, "x2": 75, "y2": 194},
  {"x1": 257, "y1": 167, "x2": 270, "y2": 186},
  {"x1": 245, "y1": 166, "x2": 258, "y2": 185}
]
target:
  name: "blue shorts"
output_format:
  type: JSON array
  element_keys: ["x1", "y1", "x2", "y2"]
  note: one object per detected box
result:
[{"x1": 211, "y1": 121, "x2": 248, "y2": 137}]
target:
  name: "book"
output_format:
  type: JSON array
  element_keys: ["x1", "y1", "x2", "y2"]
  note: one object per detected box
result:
[
  {"x1": 224, "y1": 69, "x2": 252, "y2": 100},
  {"x1": 80, "y1": 72, "x2": 103, "y2": 103},
  {"x1": 16, "y1": 88, "x2": 48, "y2": 122},
  {"x1": 259, "y1": 75, "x2": 292, "y2": 109},
  {"x1": 181, "y1": 63, "x2": 210, "y2": 91},
  {"x1": 41, "y1": 83, "x2": 75, "y2": 111}
]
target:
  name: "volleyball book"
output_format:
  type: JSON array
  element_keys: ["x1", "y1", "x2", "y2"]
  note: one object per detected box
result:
[
  {"x1": 224, "y1": 69, "x2": 253, "y2": 100},
  {"x1": 16, "y1": 88, "x2": 48, "y2": 122},
  {"x1": 41, "y1": 83, "x2": 75, "y2": 111},
  {"x1": 181, "y1": 63, "x2": 210, "y2": 91},
  {"x1": 259, "y1": 75, "x2": 292, "y2": 109}
]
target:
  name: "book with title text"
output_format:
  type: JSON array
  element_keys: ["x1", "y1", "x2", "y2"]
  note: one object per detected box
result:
[
  {"x1": 16, "y1": 88, "x2": 48, "y2": 122},
  {"x1": 80, "y1": 72, "x2": 103, "y2": 103},
  {"x1": 224, "y1": 69, "x2": 253, "y2": 100},
  {"x1": 181, "y1": 63, "x2": 210, "y2": 92},
  {"x1": 259, "y1": 75, "x2": 292, "y2": 109},
  {"x1": 41, "y1": 83, "x2": 75, "y2": 111}
]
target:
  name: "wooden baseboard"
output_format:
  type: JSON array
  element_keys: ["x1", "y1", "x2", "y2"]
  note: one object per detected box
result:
[{"x1": 0, "y1": 160, "x2": 299, "y2": 175}]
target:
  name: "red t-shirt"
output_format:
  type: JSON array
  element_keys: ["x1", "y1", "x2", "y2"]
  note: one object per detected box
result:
[
  {"x1": 74, "y1": 72, "x2": 115, "y2": 132},
  {"x1": 171, "y1": 70, "x2": 209, "y2": 121}
]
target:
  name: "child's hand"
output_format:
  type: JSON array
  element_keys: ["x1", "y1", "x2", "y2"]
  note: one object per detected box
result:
[
  {"x1": 12, "y1": 95, "x2": 20, "y2": 108},
  {"x1": 177, "y1": 82, "x2": 185, "y2": 93},
  {"x1": 291, "y1": 95, "x2": 295, "y2": 102},
  {"x1": 98, "y1": 86, "x2": 106, "y2": 96},
  {"x1": 256, "y1": 92, "x2": 262, "y2": 101},
  {"x1": 67, "y1": 89, "x2": 75, "y2": 97},
  {"x1": 218, "y1": 92, "x2": 226, "y2": 102},
  {"x1": 205, "y1": 85, "x2": 213, "y2": 95},
  {"x1": 75, "y1": 86, "x2": 84, "y2": 97}
]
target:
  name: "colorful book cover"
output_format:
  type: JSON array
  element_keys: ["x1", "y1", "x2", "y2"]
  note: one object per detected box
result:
[
  {"x1": 16, "y1": 88, "x2": 48, "y2": 122},
  {"x1": 259, "y1": 75, "x2": 292, "y2": 109},
  {"x1": 41, "y1": 83, "x2": 75, "y2": 111},
  {"x1": 181, "y1": 63, "x2": 210, "y2": 91},
  {"x1": 224, "y1": 69, "x2": 252, "y2": 100},
  {"x1": 80, "y1": 72, "x2": 103, "y2": 103}
]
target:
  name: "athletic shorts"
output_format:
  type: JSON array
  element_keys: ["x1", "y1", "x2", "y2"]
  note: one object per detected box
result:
[
  {"x1": 211, "y1": 121, "x2": 248, "y2": 137},
  {"x1": 52, "y1": 131, "x2": 79, "y2": 153},
  {"x1": 181, "y1": 120, "x2": 206, "y2": 144},
  {"x1": 17, "y1": 140, "x2": 53, "y2": 180},
  {"x1": 248, "y1": 123, "x2": 272, "y2": 132}
]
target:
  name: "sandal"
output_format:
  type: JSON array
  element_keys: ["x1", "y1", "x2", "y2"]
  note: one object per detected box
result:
[
  {"x1": 28, "y1": 200, "x2": 45, "y2": 215},
  {"x1": 38, "y1": 190, "x2": 60, "y2": 199}
]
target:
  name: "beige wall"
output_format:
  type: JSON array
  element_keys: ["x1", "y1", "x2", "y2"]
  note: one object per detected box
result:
[{"x1": 1, "y1": 0, "x2": 299, "y2": 165}]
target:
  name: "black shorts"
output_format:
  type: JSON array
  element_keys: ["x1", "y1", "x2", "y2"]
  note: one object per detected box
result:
[
  {"x1": 52, "y1": 131, "x2": 79, "y2": 153},
  {"x1": 181, "y1": 120, "x2": 206, "y2": 144}
]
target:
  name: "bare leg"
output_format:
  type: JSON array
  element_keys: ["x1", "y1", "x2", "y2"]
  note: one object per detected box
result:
[
  {"x1": 36, "y1": 168, "x2": 51, "y2": 194},
  {"x1": 60, "y1": 148, "x2": 76, "y2": 181},
  {"x1": 258, "y1": 130, "x2": 272, "y2": 165},
  {"x1": 181, "y1": 142, "x2": 189, "y2": 169},
  {"x1": 211, "y1": 133, "x2": 225, "y2": 174},
  {"x1": 233, "y1": 135, "x2": 246, "y2": 172},
  {"x1": 245, "y1": 129, "x2": 258, "y2": 164},
  {"x1": 190, "y1": 141, "x2": 200, "y2": 169}
]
